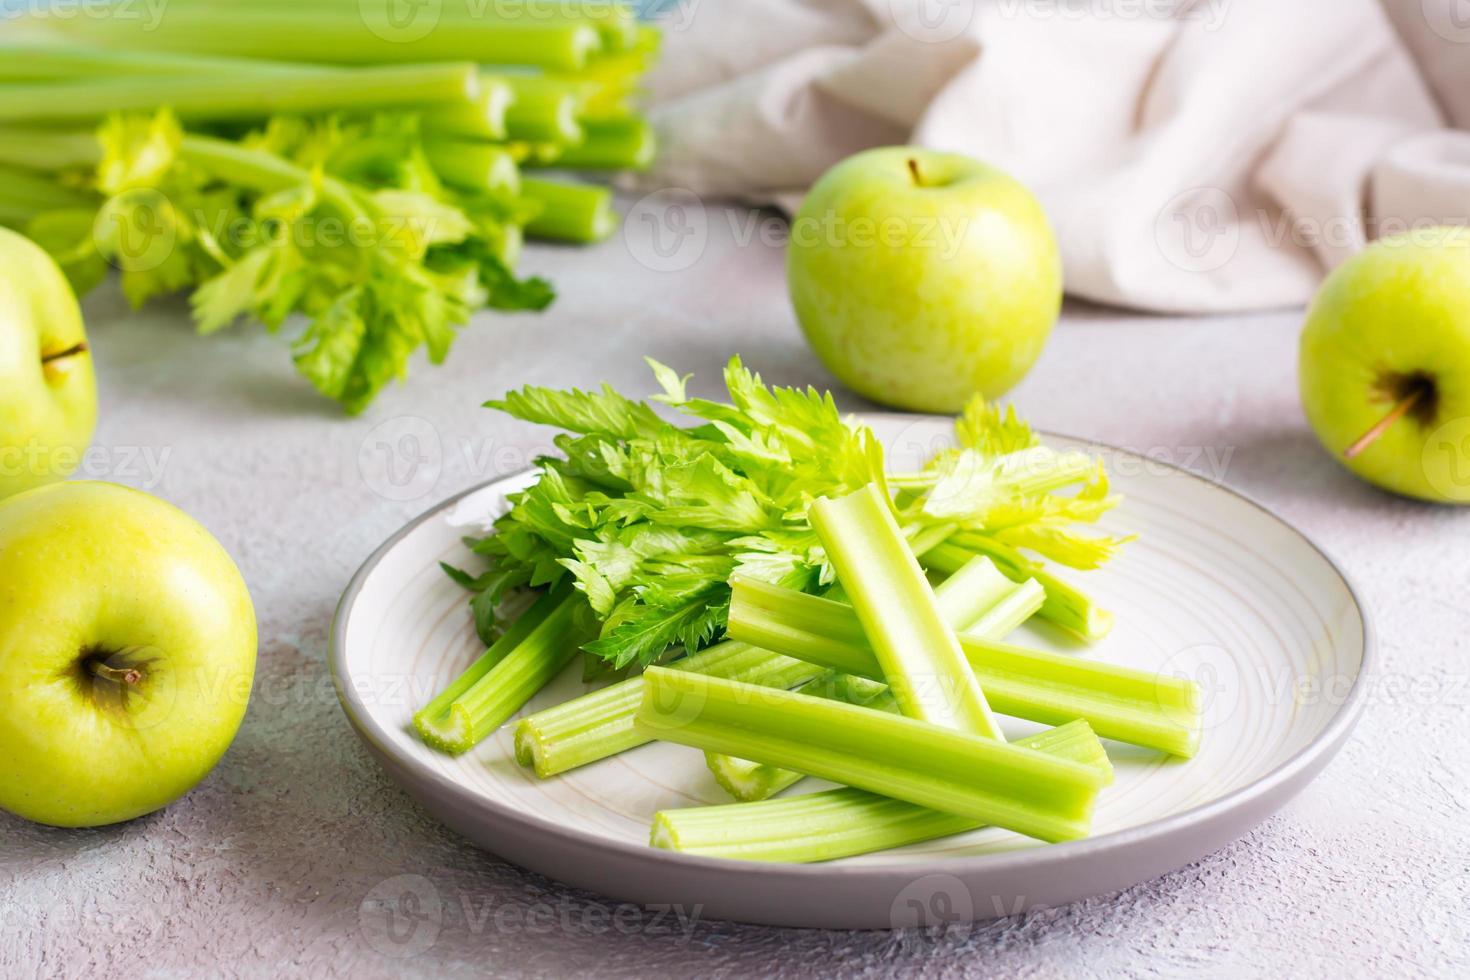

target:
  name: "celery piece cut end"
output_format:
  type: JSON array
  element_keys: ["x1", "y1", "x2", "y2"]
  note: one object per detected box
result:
[
  {"x1": 649, "y1": 811, "x2": 679, "y2": 851},
  {"x1": 705, "y1": 752, "x2": 804, "y2": 803},
  {"x1": 512, "y1": 718, "x2": 541, "y2": 771},
  {"x1": 414, "y1": 708, "x2": 472, "y2": 756}
]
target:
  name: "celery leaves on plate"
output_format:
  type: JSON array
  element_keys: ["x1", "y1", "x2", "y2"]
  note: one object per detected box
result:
[{"x1": 449, "y1": 358, "x2": 1126, "y2": 671}]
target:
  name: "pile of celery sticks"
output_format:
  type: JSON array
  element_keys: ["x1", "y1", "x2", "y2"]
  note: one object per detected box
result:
[
  {"x1": 414, "y1": 360, "x2": 1204, "y2": 863},
  {"x1": 0, "y1": 1, "x2": 656, "y2": 412}
]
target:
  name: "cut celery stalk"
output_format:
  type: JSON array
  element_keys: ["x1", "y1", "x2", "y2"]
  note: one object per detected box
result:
[
  {"x1": 653, "y1": 720, "x2": 1112, "y2": 862},
  {"x1": 497, "y1": 76, "x2": 586, "y2": 145},
  {"x1": 414, "y1": 587, "x2": 592, "y2": 755},
  {"x1": 705, "y1": 753, "x2": 806, "y2": 802},
  {"x1": 513, "y1": 641, "x2": 824, "y2": 777},
  {"x1": 423, "y1": 139, "x2": 521, "y2": 194},
  {"x1": 412, "y1": 588, "x2": 559, "y2": 745},
  {"x1": 527, "y1": 116, "x2": 655, "y2": 171},
  {"x1": 925, "y1": 535, "x2": 1115, "y2": 641},
  {"x1": 706, "y1": 672, "x2": 894, "y2": 802},
  {"x1": 420, "y1": 83, "x2": 515, "y2": 142},
  {"x1": 0, "y1": 128, "x2": 101, "y2": 171},
  {"x1": 810, "y1": 485, "x2": 1003, "y2": 738},
  {"x1": 520, "y1": 177, "x2": 617, "y2": 243},
  {"x1": 0, "y1": 41, "x2": 312, "y2": 81},
  {"x1": 39, "y1": 10, "x2": 605, "y2": 71},
  {"x1": 0, "y1": 64, "x2": 480, "y2": 124},
  {"x1": 634, "y1": 668, "x2": 1107, "y2": 843},
  {"x1": 728, "y1": 577, "x2": 1201, "y2": 757}
]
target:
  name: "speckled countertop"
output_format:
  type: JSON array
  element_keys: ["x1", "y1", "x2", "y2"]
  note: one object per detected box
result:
[{"x1": 3, "y1": 202, "x2": 1467, "y2": 978}]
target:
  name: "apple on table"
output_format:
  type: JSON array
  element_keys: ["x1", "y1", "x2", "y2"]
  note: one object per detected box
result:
[
  {"x1": 0, "y1": 481, "x2": 258, "y2": 828},
  {"x1": 787, "y1": 146, "x2": 1062, "y2": 414},
  {"x1": 0, "y1": 226, "x2": 96, "y2": 499},
  {"x1": 1300, "y1": 227, "x2": 1470, "y2": 504}
]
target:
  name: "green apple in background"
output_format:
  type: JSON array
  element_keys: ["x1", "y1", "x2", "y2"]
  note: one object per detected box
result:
[
  {"x1": 787, "y1": 147, "x2": 1062, "y2": 413},
  {"x1": 0, "y1": 482, "x2": 257, "y2": 827},
  {"x1": 1300, "y1": 227, "x2": 1470, "y2": 503},
  {"x1": 0, "y1": 226, "x2": 97, "y2": 499}
]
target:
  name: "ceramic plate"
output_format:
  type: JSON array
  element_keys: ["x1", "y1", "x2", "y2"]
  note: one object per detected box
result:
[{"x1": 329, "y1": 416, "x2": 1370, "y2": 928}]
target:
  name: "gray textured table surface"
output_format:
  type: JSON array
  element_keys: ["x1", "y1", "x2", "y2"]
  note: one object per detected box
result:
[{"x1": 3, "y1": 203, "x2": 1467, "y2": 979}]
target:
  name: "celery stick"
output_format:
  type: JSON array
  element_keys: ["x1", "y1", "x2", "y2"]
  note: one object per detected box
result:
[
  {"x1": 520, "y1": 177, "x2": 617, "y2": 243},
  {"x1": 705, "y1": 754, "x2": 806, "y2": 802},
  {"x1": 811, "y1": 484, "x2": 1003, "y2": 738},
  {"x1": 417, "y1": 589, "x2": 594, "y2": 755},
  {"x1": 423, "y1": 139, "x2": 521, "y2": 194},
  {"x1": 162, "y1": 0, "x2": 639, "y2": 50},
  {"x1": 527, "y1": 116, "x2": 654, "y2": 171},
  {"x1": 653, "y1": 720, "x2": 1112, "y2": 862},
  {"x1": 634, "y1": 668, "x2": 1107, "y2": 843},
  {"x1": 40, "y1": 10, "x2": 604, "y2": 70},
  {"x1": 412, "y1": 588, "x2": 560, "y2": 745},
  {"x1": 0, "y1": 41, "x2": 310, "y2": 81},
  {"x1": 0, "y1": 65, "x2": 480, "y2": 124},
  {"x1": 927, "y1": 536, "x2": 1115, "y2": 641},
  {"x1": 727, "y1": 577, "x2": 1201, "y2": 757},
  {"x1": 514, "y1": 641, "x2": 825, "y2": 776},
  {"x1": 706, "y1": 671, "x2": 895, "y2": 803},
  {"x1": 420, "y1": 83, "x2": 515, "y2": 142},
  {"x1": 0, "y1": 128, "x2": 101, "y2": 171},
  {"x1": 497, "y1": 77, "x2": 585, "y2": 145}
]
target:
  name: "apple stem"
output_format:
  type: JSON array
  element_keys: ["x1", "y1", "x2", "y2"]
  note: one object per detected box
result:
[
  {"x1": 41, "y1": 342, "x2": 88, "y2": 366},
  {"x1": 907, "y1": 157, "x2": 924, "y2": 187},
  {"x1": 88, "y1": 661, "x2": 143, "y2": 686},
  {"x1": 1343, "y1": 387, "x2": 1426, "y2": 460}
]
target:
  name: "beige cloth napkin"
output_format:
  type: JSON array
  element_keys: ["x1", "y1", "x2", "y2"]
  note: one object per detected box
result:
[{"x1": 635, "y1": 0, "x2": 1470, "y2": 313}]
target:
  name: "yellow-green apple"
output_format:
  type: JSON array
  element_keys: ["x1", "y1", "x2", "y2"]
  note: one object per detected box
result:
[
  {"x1": 1300, "y1": 227, "x2": 1470, "y2": 503},
  {"x1": 787, "y1": 147, "x2": 1062, "y2": 413},
  {"x1": 0, "y1": 227, "x2": 97, "y2": 499},
  {"x1": 0, "y1": 481, "x2": 257, "y2": 827}
]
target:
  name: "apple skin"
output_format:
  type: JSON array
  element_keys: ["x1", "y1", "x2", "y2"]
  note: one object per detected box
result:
[
  {"x1": 1299, "y1": 229, "x2": 1470, "y2": 504},
  {"x1": 0, "y1": 481, "x2": 257, "y2": 827},
  {"x1": 788, "y1": 147, "x2": 1062, "y2": 413},
  {"x1": 0, "y1": 227, "x2": 98, "y2": 500}
]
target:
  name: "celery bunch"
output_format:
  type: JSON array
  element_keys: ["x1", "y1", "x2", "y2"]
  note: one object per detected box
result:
[{"x1": 0, "y1": 4, "x2": 658, "y2": 412}]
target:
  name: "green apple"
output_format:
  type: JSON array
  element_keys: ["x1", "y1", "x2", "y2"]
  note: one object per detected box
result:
[
  {"x1": 787, "y1": 147, "x2": 1062, "y2": 413},
  {"x1": 0, "y1": 481, "x2": 257, "y2": 827},
  {"x1": 0, "y1": 226, "x2": 97, "y2": 500},
  {"x1": 1300, "y1": 227, "x2": 1470, "y2": 503}
]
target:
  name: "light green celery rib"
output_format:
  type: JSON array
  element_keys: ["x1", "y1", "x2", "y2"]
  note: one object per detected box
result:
[
  {"x1": 527, "y1": 116, "x2": 655, "y2": 171},
  {"x1": 727, "y1": 577, "x2": 1201, "y2": 758},
  {"x1": 654, "y1": 720, "x2": 1111, "y2": 863},
  {"x1": 925, "y1": 537, "x2": 1116, "y2": 641},
  {"x1": 708, "y1": 557, "x2": 1035, "y2": 801},
  {"x1": 0, "y1": 64, "x2": 480, "y2": 124},
  {"x1": 423, "y1": 139, "x2": 521, "y2": 194},
  {"x1": 413, "y1": 588, "x2": 561, "y2": 748},
  {"x1": 420, "y1": 82, "x2": 515, "y2": 142},
  {"x1": 634, "y1": 668, "x2": 1107, "y2": 843},
  {"x1": 513, "y1": 641, "x2": 825, "y2": 777},
  {"x1": 0, "y1": 128, "x2": 101, "y2": 172},
  {"x1": 520, "y1": 178, "x2": 617, "y2": 243},
  {"x1": 810, "y1": 484, "x2": 1002, "y2": 738},
  {"x1": 37, "y1": 10, "x2": 605, "y2": 71},
  {"x1": 0, "y1": 41, "x2": 314, "y2": 81},
  {"x1": 706, "y1": 672, "x2": 894, "y2": 802},
  {"x1": 495, "y1": 76, "x2": 586, "y2": 145},
  {"x1": 415, "y1": 587, "x2": 592, "y2": 755}
]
